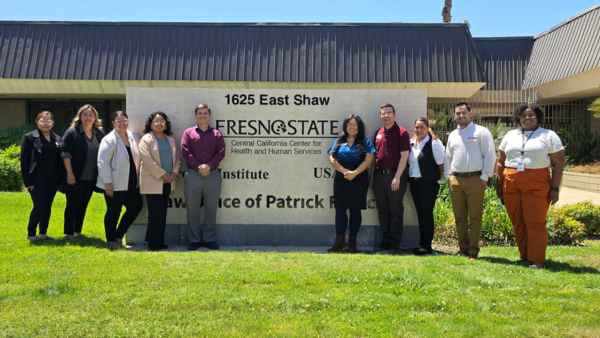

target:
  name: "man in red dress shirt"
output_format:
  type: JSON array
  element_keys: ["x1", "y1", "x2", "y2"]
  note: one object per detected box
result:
[
  {"x1": 181, "y1": 104, "x2": 226, "y2": 251},
  {"x1": 370, "y1": 103, "x2": 411, "y2": 254}
]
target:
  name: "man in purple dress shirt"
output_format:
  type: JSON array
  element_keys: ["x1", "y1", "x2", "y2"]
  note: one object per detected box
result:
[{"x1": 181, "y1": 104, "x2": 226, "y2": 251}]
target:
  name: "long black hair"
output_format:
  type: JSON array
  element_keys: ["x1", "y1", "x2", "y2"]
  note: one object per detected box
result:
[
  {"x1": 331, "y1": 115, "x2": 367, "y2": 159},
  {"x1": 142, "y1": 111, "x2": 173, "y2": 136}
]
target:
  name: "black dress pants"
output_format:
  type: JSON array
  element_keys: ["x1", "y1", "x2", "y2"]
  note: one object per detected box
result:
[
  {"x1": 145, "y1": 184, "x2": 171, "y2": 246},
  {"x1": 372, "y1": 169, "x2": 408, "y2": 245},
  {"x1": 103, "y1": 188, "x2": 143, "y2": 242},
  {"x1": 28, "y1": 176, "x2": 59, "y2": 237},
  {"x1": 64, "y1": 179, "x2": 96, "y2": 235},
  {"x1": 409, "y1": 178, "x2": 440, "y2": 252}
]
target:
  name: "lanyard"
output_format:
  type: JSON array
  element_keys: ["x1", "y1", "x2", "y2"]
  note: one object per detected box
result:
[{"x1": 520, "y1": 127, "x2": 538, "y2": 158}]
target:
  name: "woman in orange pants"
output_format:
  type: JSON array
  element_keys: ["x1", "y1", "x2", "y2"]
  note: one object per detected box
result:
[{"x1": 496, "y1": 103, "x2": 564, "y2": 269}]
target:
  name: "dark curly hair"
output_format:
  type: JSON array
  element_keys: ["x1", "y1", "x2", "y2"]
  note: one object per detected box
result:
[
  {"x1": 142, "y1": 111, "x2": 173, "y2": 136},
  {"x1": 513, "y1": 103, "x2": 544, "y2": 126},
  {"x1": 331, "y1": 115, "x2": 367, "y2": 160}
]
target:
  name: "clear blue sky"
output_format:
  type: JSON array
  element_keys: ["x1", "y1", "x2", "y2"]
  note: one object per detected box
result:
[{"x1": 1, "y1": 0, "x2": 599, "y2": 37}]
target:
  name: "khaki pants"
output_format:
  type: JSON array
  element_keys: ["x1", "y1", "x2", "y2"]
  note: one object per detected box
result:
[
  {"x1": 502, "y1": 168, "x2": 550, "y2": 264},
  {"x1": 448, "y1": 175, "x2": 485, "y2": 256}
]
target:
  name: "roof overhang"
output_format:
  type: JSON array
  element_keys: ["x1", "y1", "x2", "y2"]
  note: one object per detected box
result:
[
  {"x1": 0, "y1": 79, "x2": 485, "y2": 99},
  {"x1": 531, "y1": 67, "x2": 600, "y2": 99}
]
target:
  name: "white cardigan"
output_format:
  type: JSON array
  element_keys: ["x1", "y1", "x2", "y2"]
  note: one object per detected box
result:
[{"x1": 96, "y1": 130, "x2": 142, "y2": 191}]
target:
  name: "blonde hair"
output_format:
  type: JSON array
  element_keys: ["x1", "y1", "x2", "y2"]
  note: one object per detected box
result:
[{"x1": 70, "y1": 104, "x2": 103, "y2": 130}]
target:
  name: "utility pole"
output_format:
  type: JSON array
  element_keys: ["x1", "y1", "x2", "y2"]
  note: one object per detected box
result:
[{"x1": 442, "y1": 0, "x2": 452, "y2": 23}]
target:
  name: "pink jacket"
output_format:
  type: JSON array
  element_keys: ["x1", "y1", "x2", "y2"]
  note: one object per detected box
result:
[{"x1": 138, "y1": 132, "x2": 182, "y2": 194}]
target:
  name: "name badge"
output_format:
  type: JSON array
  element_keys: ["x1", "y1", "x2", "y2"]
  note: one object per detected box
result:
[
  {"x1": 517, "y1": 163, "x2": 525, "y2": 172},
  {"x1": 467, "y1": 137, "x2": 476, "y2": 143},
  {"x1": 376, "y1": 134, "x2": 382, "y2": 139}
]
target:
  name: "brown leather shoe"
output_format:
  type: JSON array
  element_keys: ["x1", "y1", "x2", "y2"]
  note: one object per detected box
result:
[
  {"x1": 468, "y1": 254, "x2": 478, "y2": 261},
  {"x1": 455, "y1": 250, "x2": 468, "y2": 256},
  {"x1": 348, "y1": 235, "x2": 357, "y2": 253},
  {"x1": 327, "y1": 235, "x2": 347, "y2": 253}
]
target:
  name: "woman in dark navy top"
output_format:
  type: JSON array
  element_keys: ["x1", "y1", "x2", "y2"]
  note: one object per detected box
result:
[
  {"x1": 20, "y1": 111, "x2": 62, "y2": 241},
  {"x1": 327, "y1": 115, "x2": 376, "y2": 253}
]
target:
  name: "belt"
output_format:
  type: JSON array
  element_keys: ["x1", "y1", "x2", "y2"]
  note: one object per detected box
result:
[
  {"x1": 409, "y1": 177, "x2": 422, "y2": 180},
  {"x1": 452, "y1": 171, "x2": 482, "y2": 178},
  {"x1": 376, "y1": 169, "x2": 396, "y2": 174}
]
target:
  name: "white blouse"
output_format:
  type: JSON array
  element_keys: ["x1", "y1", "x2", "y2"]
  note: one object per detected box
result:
[
  {"x1": 498, "y1": 127, "x2": 563, "y2": 169},
  {"x1": 408, "y1": 135, "x2": 445, "y2": 178}
]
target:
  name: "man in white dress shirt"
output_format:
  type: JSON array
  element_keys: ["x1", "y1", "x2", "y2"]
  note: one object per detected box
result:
[{"x1": 444, "y1": 102, "x2": 496, "y2": 260}]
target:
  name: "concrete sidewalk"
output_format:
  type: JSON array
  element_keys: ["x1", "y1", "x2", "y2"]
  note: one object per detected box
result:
[{"x1": 556, "y1": 187, "x2": 600, "y2": 206}]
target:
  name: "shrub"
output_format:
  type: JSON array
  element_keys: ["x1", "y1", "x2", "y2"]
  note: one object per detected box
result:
[
  {"x1": 433, "y1": 181, "x2": 456, "y2": 245},
  {"x1": 565, "y1": 162, "x2": 600, "y2": 175},
  {"x1": 0, "y1": 124, "x2": 33, "y2": 150},
  {"x1": 561, "y1": 121, "x2": 600, "y2": 165},
  {"x1": 557, "y1": 201, "x2": 600, "y2": 236},
  {"x1": 433, "y1": 178, "x2": 592, "y2": 247},
  {"x1": 0, "y1": 152, "x2": 22, "y2": 192},
  {"x1": 2, "y1": 145, "x2": 21, "y2": 161},
  {"x1": 546, "y1": 208, "x2": 586, "y2": 245}
]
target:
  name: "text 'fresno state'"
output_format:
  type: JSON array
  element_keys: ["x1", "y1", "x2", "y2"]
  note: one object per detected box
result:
[{"x1": 215, "y1": 119, "x2": 339, "y2": 136}]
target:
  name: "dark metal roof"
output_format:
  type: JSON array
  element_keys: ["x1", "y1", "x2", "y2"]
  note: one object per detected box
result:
[
  {"x1": 473, "y1": 37, "x2": 533, "y2": 91},
  {"x1": 523, "y1": 4, "x2": 600, "y2": 89},
  {"x1": 0, "y1": 21, "x2": 487, "y2": 83}
]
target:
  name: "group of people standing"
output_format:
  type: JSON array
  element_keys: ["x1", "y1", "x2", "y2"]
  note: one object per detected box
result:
[
  {"x1": 20, "y1": 100, "x2": 565, "y2": 268},
  {"x1": 21, "y1": 104, "x2": 223, "y2": 251},
  {"x1": 326, "y1": 102, "x2": 564, "y2": 269}
]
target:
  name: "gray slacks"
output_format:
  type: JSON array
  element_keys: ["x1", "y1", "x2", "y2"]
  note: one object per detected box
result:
[{"x1": 184, "y1": 168, "x2": 222, "y2": 243}]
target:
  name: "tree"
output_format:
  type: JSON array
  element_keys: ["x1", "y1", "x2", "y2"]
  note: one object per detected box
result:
[{"x1": 442, "y1": 0, "x2": 452, "y2": 23}]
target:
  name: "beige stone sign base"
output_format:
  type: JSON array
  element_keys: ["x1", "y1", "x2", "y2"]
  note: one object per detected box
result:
[{"x1": 125, "y1": 88, "x2": 426, "y2": 246}]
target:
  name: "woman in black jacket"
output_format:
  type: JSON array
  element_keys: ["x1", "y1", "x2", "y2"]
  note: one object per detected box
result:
[
  {"x1": 61, "y1": 104, "x2": 106, "y2": 239},
  {"x1": 20, "y1": 111, "x2": 63, "y2": 241}
]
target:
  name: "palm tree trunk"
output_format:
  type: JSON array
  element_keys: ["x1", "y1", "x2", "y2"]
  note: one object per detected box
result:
[{"x1": 442, "y1": 0, "x2": 452, "y2": 23}]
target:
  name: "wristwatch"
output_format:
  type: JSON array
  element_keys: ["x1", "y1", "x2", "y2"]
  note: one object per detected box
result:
[{"x1": 550, "y1": 187, "x2": 559, "y2": 192}]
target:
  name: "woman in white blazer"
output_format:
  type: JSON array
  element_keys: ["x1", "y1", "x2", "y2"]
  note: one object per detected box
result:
[
  {"x1": 97, "y1": 111, "x2": 143, "y2": 250},
  {"x1": 139, "y1": 112, "x2": 181, "y2": 251}
]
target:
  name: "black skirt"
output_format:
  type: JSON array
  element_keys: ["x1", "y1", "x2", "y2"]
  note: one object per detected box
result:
[{"x1": 333, "y1": 160, "x2": 369, "y2": 210}]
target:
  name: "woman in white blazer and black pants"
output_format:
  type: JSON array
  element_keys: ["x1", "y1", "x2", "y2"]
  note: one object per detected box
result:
[
  {"x1": 139, "y1": 112, "x2": 181, "y2": 251},
  {"x1": 97, "y1": 111, "x2": 143, "y2": 250}
]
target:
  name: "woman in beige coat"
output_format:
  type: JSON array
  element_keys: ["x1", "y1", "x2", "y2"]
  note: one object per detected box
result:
[{"x1": 139, "y1": 112, "x2": 182, "y2": 251}]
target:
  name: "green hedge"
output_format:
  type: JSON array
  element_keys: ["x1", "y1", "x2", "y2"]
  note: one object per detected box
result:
[
  {"x1": 0, "y1": 145, "x2": 22, "y2": 192},
  {"x1": 0, "y1": 125, "x2": 33, "y2": 150},
  {"x1": 0, "y1": 125, "x2": 32, "y2": 192},
  {"x1": 433, "y1": 178, "x2": 593, "y2": 246}
]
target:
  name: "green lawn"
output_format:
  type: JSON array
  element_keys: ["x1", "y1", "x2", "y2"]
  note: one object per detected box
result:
[{"x1": 1, "y1": 192, "x2": 599, "y2": 338}]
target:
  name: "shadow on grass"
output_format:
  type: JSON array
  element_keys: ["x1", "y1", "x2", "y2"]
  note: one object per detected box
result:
[
  {"x1": 31, "y1": 236, "x2": 109, "y2": 250},
  {"x1": 479, "y1": 256, "x2": 600, "y2": 274}
]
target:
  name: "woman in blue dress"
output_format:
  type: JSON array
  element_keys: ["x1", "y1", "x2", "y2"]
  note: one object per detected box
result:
[{"x1": 327, "y1": 115, "x2": 376, "y2": 253}]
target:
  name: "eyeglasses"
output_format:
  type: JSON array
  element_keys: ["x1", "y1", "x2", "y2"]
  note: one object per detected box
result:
[
  {"x1": 38, "y1": 120, "x2": 54, "y2": 124},
  {"x1": 153, "y1": 119, "x2": 167, "y2": 124},
  {"x1": 520, "y1": 114, "x2": 537, "y2": 119},
  {"x1": 114, "y1": 119, "x2": 129, "y2": 124}
]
